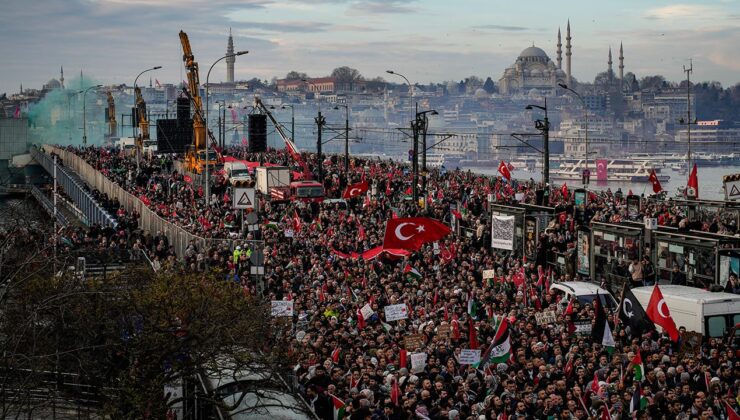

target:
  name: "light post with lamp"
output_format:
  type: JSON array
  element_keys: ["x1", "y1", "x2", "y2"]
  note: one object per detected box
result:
[
  {"x1": 133, "y1": 66, "x2": 162, "y2": 137},
  {"x1": 559, "y1": 83, "x2": 589, "y2": 186},
  {"x1": 525, "y1": 98, "x2": 550, "y2": 186},
  {"x1": 205, "y1": 50, "x2": 248, "y2": 204},
  {"x1": 79, "y1": 84, "x2": 102, "y2": 146}
]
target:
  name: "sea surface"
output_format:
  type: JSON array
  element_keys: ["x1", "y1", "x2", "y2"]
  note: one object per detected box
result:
[{"x1": 469, "y1": 165, "x2": 737, "y2": 201}]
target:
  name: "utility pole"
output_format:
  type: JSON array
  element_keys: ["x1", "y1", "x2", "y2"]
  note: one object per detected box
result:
[
  {"x1": 412, "y1": 114, "x2": 420, "y2": 204},
  {"x1": 344, "y1": 108, "x2": 350, "y2": 174},
  {"x1": 315, "y1": 111, "x2": 326, "y2": 182},
  {"x1": 684, "y1": 59, "x2": 693, "y2": 174}
]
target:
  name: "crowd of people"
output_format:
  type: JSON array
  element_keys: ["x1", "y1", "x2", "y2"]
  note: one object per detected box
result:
[{"x1": 57, "y1": 144, "x2": 739, "y2": 420}]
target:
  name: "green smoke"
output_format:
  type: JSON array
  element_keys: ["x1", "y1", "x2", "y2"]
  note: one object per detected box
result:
[{"x1": 27, "y1": 74, "x2": 109, "y2": 146}]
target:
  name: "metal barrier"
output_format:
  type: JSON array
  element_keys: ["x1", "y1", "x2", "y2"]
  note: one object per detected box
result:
[
  {"x1": 29, "y1": 185, "x2": 69, "y2": 227},
  {"x1": 43, "y1": 146, "x2": 237, "y2": 258},
  {"x1": 31, "y1": 147, "x2": 118, "y2": 228}
]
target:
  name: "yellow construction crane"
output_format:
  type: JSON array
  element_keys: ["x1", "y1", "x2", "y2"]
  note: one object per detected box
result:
[
  {"x1": 106, "y1": 91, "x2": 117, "y2": 140},
  {"x1": 134, "y1": 86, "x2": 150, "y2": 151},
  {"x1": 179, "y1": 30, "x2": 218, "y2": 173}
]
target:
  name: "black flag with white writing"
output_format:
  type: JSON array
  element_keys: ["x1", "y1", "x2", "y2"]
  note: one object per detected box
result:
[{"x1": 618, "y1": 284, "x2": 655, "y2": 339}]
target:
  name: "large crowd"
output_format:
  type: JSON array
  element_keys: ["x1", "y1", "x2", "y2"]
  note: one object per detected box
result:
[{"x1": 56, "y1": 145, "x2": 739, "y2": 420}]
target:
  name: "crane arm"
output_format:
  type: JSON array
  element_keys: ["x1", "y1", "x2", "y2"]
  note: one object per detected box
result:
[
  {"x1": 107, "y1": 91, "x2": 117, "y2": 138},
  {"x1": 179, "y1": 30, "x2": 206, "y2": 153},
  {"x1": 253, "y1": 98, "x2": 303, "y2": 163},
  {"x1": 134, "y1": 86, "x2": 149, "y2": 141}
]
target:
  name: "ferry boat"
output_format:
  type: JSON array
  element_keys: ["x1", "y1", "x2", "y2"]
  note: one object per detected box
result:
[{"x1": 550, "y1": 159, "x2": 669, "y2": 183}]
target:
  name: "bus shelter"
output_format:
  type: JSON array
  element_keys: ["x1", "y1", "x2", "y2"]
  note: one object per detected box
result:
[
  {"x1": 590, "y1": 221, "x2": 646, "y2": 288},
  {"x1": 663, "y1": 199, "x2": 740, "y2": 235},
  {"x1": 652, "y1": 229, "x2": 740, "y2": 288}
]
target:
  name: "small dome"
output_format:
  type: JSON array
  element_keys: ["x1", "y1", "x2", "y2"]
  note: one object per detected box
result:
[
  {"x1": 45, "y1": 78, "x2": 62, "y2": 89},
  {"x1": 519, "y1": 46, "x2": 549, "y2": 60}
]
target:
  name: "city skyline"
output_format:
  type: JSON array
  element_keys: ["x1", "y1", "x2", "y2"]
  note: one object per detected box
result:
[{"x1": 1, "y1": 0, "x2": 739, "y2": 94}]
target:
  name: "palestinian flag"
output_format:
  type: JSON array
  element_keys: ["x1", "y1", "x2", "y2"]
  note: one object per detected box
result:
[
  {"x1": 381, "y1": 321, "x2": 393, "y2": 333},
  {"x1": 479, "y1": 318, "x2": 510, "y2": 366},
  {"x1": 629, "y1": 383, "x2": 647, "y2": 414},
  {"x1": 264, "y1": 220, "x2": 279, "y2": 231},
  {"x1": 630, "y1": 350, "x2": 645, "y2": 382},
  {"x1": 592, "y1": 292, "x2": 616, "y2": 354},
  {"x1": 329, "y1": 394, "x2": 346, "y2": 420},
  {"x1": 467, "y1": 298, "x2": 478, "y2": 318},
  {"x1": 404, "y1": 264, "x2": 422, "y2": 280}
]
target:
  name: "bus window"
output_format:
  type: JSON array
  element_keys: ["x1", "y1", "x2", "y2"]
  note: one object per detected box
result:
[
  {"x1": 706, "y1": 316, "x2": 727, "y2": 338},
  {"x1": 296, "y1": 186, "x2": 324, "y2": 198}
]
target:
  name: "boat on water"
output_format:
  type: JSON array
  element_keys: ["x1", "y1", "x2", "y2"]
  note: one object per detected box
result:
[{"x1": 550, "y1": 159, "x2": 670, "y2": 183}]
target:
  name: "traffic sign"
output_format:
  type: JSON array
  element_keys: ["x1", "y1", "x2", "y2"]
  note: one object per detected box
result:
[{"x1": 233, "y1": 188, "x2": 256, "y2": 209}]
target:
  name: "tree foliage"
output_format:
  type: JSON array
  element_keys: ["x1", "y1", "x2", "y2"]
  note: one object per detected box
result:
[
  {"x1": 1, "y1": 262, "x2": 291, "y2": 418},
  {"x1": 285, "y1": 71, "x2": 308, "y2": 80}
]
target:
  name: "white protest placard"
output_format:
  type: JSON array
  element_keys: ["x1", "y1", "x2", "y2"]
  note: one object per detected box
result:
[
  {"x1": 459, "y1": 349, "x2": 481, "y2": 365},
  {"x1": 284, "y1": 229, "x2": 294, "y2": 238},
  {"x1": 410, "y1": 352, "x2": 427, "y2": 373},
  {"x1": 482, "y1": 269, "x2": 496, "y2": 280},
  {"x1": 360, "y1": 304, "x2": 374, "y2": 320},
  {"x1": 384, "y1": 303, "x2": 409, "y2": 322},
  {"x1": 491, "y1": 215, "x2": 515, "y2": 251},
  {"x1": 271, "y1": 300, "x2": 294, "y2": 317}
]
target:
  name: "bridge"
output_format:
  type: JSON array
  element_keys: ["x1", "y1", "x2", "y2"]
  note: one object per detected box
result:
[{"x1": 32, "y1": 146, "x2": 246, "y2": 258}]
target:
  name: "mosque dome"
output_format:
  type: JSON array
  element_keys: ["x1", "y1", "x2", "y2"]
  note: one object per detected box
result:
[
  {"x1": 519, "y1": 46, "x2": 549, "y2": 60},
  {"x1": 45, "y1": 78, "x2": 62, "y2": 90}
]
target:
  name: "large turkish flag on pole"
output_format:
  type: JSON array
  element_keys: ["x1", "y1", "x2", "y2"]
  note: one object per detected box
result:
[
  {"x1": 645, "y1": 284, "x2": 679, "y2": 342},
  {"x1": 383, "y1": 217, "x2": 451, "y2": 251},
  {"x1": 498, "y1": 161, "x2": 511, "y2": 181}
]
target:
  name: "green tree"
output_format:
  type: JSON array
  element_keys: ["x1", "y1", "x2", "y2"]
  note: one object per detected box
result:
[
  {"x1": 285, "y1": 71, "x2": 308, "y2": 80},
  {"x1": 331, "y1": 66, "x2": 364, "y2": 91}
]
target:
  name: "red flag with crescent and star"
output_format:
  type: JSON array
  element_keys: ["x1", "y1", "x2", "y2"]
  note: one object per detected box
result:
[
  {"x1": 342, "y1": 181, "x2": 369, "y2": 199},
  {"x1": 687, "y1": 163, "x2": 699, "y2": 198},
  {"x1": 645, "y1": 284, "x2": 679, "y2": 342},
  {"x1": 382, "y1": 217, "x2": 452, "y2": 251},
  {"x1": 498, "y1": 160, "x2": 511, "y2": 181},
  {"x1": 649, "y1": 169, "x2": 662, "y2": 193},
  {"x1": 596, "y1": 159, "x2": 608, "y2": 181}
]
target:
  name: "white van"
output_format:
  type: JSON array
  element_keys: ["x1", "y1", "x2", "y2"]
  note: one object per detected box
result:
[
  {"x1": 631, "y1": 285, "x2": 740, "y2": 337},
  {"x1": 549, "y1": 281, "x2": 618, "y2": 310},
  {"x1": 224, "y1": 161, "x2": 253, "y2": 186}
]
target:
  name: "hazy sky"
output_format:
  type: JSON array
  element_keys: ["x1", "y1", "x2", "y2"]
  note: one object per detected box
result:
[{"x1": 1, "y1": 0, "x2": 739, "y2": 94}]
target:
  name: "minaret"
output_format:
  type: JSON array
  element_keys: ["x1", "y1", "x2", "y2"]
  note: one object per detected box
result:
[
  {"x1": 556, "y1": 28, "x2": 562, "y2": 69},
  {"x1": 619, "y1": 42, "x2": 624, "y2": 84},
  {"x1": 608, "y1": 46, "x2": 613, "y2": 84},
  {"x1": 60, "y1": 66, "x2": 64, "y2": 89},
  {"x1": 226, "y1": 28, "x2": 235, "y2": 83},
  {"x1": 566, "y1": 20, "x2": 572, "y2": 86}
]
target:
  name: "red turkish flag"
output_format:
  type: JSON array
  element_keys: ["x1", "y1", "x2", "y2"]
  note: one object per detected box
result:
[
  {"x1": 342, "y1": 180, "x2": 369, "y2": 199},
  {"x1": 498, "y1": 160, "x2": 511, "y2": 180},
  {"x1": 649, "y1": 169, "x2": 662, "y2": 193},
  {"x1": 183, "y1": 175, "x2": 193, "y2": 184},
  {"x1": 687, "y1": 163, "x2": 699, "y2": 198},
  {"x1": 561, "y1": 183, "x2": 569, "y2": 199},
  {"x1": 645, "y1": 285, "x2": 679, "y2": 341},
  {"x1": 383, "y1": 217, "x2": 451, "y2": 251}
]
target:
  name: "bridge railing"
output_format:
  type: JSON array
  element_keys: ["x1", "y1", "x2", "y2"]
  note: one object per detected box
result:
[
  {"x1": 29, "y1": 185, "x2": 69, "y2": 227},
  {"x1": 31, "y1": 147, "x2": 117, "y2": 228},
  {"x1": 43, "y1": 146, "x2": 227, "y2": 258}
]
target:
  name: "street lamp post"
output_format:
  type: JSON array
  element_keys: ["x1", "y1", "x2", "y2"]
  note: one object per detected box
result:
[
  {"x1": 133, "y1": 66, "x2": 162, "y2": 138},
  {"x1": 418, "y1": 110, "x2": 438, "y2": 198},
  {"x1": 205, "y1": 50, "x2": 248, "y2": 204},
  {"x1": 386, "y1": 70, "x2": 414, "y2": 123},
  {"x1": 79, "y1": 85, "x2": 102, "y2": 146},
  {"x1": 217, "y1": 101, "x2": 226, "y2": 150},
  {"x1": 334, "y1": 104, "x2": 350, "y2": 173},
  {"x1": 525, "y1": 98, "x2": 550, "y2": 186},
  {"x1": 559, "y1": 83, "x2": 589, "y2": 186}
]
